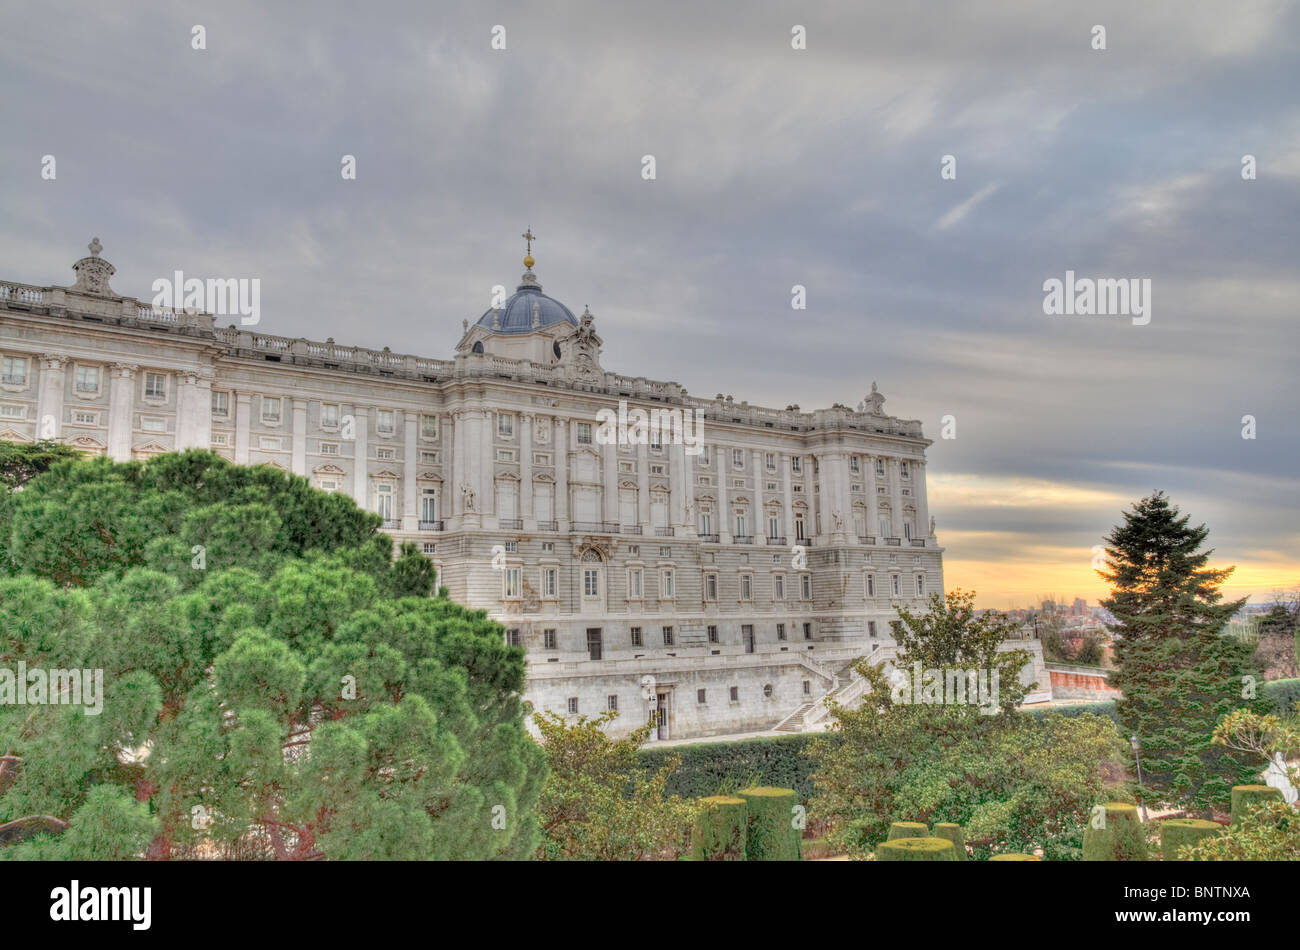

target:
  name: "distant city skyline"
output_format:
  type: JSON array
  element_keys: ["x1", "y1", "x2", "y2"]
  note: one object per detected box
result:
[{"x1": 3, "y1": 0, "x2": 1296, "y2": 609}]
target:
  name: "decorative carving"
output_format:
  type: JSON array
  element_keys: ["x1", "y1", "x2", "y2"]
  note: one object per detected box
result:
[
  {"x1": 865, "y1": 381, "x2": 886, "y2": 415},
  {"x1": 70, "y1": 238, "x2": 116, "y2": 295},
  {"x1": 460, "y1": 482, "x2": 477, "y2": 513}
]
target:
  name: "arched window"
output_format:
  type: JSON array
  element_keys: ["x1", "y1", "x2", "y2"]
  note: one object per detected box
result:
[
  {"x1": 472, "y1": 341, "x2": 484, "y2": 354},
  {"x1": 582, "y1": 548, "x2": 603, "y2": 600}
]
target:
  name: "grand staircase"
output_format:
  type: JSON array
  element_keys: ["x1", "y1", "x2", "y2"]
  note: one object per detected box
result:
[{"x1": 774, "y1": 649, "x2": 895, "y2": 733}]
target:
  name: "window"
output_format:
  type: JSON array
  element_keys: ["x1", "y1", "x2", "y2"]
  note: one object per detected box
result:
[
  {"x1": 868, "y1": 620, "x2": 878, "y2": 638},
  {"x1": 376, "y1": 448, "x2": 395, "y2": 460},
  {"x1": 211, "y1": 433, "x2": 228, "y2": 446},
  {"x1": 567, "y1": 697, "x2": 578, "y2": 714},
  {"x1": 258, "y1": 436, "x2": 285, "y2": 451},
  {"x1": 901, "y1": 461, "x2": 911, "y2": 479},
  {"x1": 741, "y1": 574, "x2": 753, "y2": 600},
  {"x1": 628, "y1": 567, "x2": 643, "y2": 599},
  {"x1": 543, "y1": 567, "x2": 558, "y2": 598},
  {"x1": 576, "y1": 422, "x2": 592, "y2": 444},
  {"x1": 1, "y1": 356, "x2": 27, "y2": 385},
  {"x1": 505, "y1": 628, "x2": 521, "y2": 647},
  {"x1": 699, "y1": 512, "x2": 712, "y2": 536},
  {"x1": 420, "y1": 414, "x2": 438, "y2": 439},
  {"x1": 649, "y1": 434, "x2": 662, "y2": 452},
  {"x1": 503, "y1": 541, "x2": 518, "y2": 553},
  {"x1": 375, "y1": 483, "x2": 393, "y2": 520},
  {"x1": 72, "y1": 410, "x2": 97, "y2": 425},
  {"x1": 211, "y1": 390, "x2": 229, "y2": 416},
  {"x1": 421, "y1": 542, "x2": 435, "y2": 554},
  {"x1": 707, "y1": 625, "x2": 718, "y2": 643},
  {"x1": 729, "y1": 686, "x2": 739, "y2": 702},
  {"x1": 735, "y1": 514, "x2": 747, "y2": 538},
  {"x1": 794, "y1": 515, "x2": 806, "y2": 540},
  {"x1": 659, "y1": 546, "x2": 671, "y2": 558},
  {"x1": 875, "y1": 458, "x2": 886, "y2": 476},
  {"x1": 915, "y1": 573, "x2": 925, "y2": 596},
  {"x1": 542, "y1": 542, "x2": 555, "y2": 552},
  {"x1": 143, "y1": 417, "x2": 166, "y2": 433},
  {"x1": 661, "y1": 570, "x2": 675, "y2": 598},
  {"x1": 544, "y1": 629, "x2": 557, "y2": 649},
  {"x1": 774, "y1": 573, "x2": 785, "y2": 601},
  {"x1": 420, "y1": 489, "x2": 438, "y2": 522},
  {"x1": 0, "y1": 404, "x2": 25, "y2": 419},
  {"x1": 321, "y1": 403, "x2": 339, "y2": 428},
  {"x1": 803, "y1": 680, "x2": 811, "y2": 695},
  {"x1": 791, "y1": 456, "x2": 802, "y2": 474},
  {"x1": 765, "y1": 452, "x2": 776, "y2": 471},
  {"x1": 768, "y1": 515, "x2": 781, "y2": 540},
  {"x1": 495, "y1": 449, "x2": 516, "y2": 462},
  {"x1": 697, "y1": 689, "x2": 707, "y2": 704},
  {"x1": 866, "y1": 573, "x2": 875, "y2": 597},
  {"x1": 704, "y1": 573, "x2": 718, "y2": 601},
  {"x1": 777, "y1": 623, "x2": 786, "y2": 640},
  {"x1": 662, "y1": 626, "x2": 674, "y2": 646},
  {"x1": 700, "y1": 446, "x2": 710, "y2": 465},
  {"x1": 619, "y1": 460, "x2": 634, "y2": 474},
  {"x1": 420, "y1": 451, "x2": 439, "y2": 464},
  {"x1": 504, "y1": 566, "x2": 522, "y2": 599},
  {"x1": 649, "y1": 463, "x2": 665, "y2": 475},
  {"x1": 144, "y1": 373, "x2": 166, "y2": 399},
  {"x1": 75, "y1": 366, "x2": 99, "y2": 393},
  {"x1": 849, "y1": 455, "x2": 860, "y2": 473},
  {"x1": 630, "y1": 626, "x2": 643, "y2": 646},
  {"x1": 732, "y1": 449, "x2": 744, "y2": 469},
  {"x1": 320, "y1": 442, "x2": 339, "y2": 456},
  {"x1": 534, "y1": 453, "x2": 551, "y2": 466},
  {"x1": 803, "y1": 622, "x2": 813, "y2": 640},
  {"x1": 892, "y1": 574, "x2": 901, "y2": 597},
  {"x1": 262, "y1": 396, "x2": 281, "y2": 423},
  {"x1": 319, "y1": 478, "x2": 338, "y2": 493},
  {"x1": 583, "y1": 567, "x2": 600, "y2": 597},
  {"x1": 800, "y1": 574, "x2": 812, "y2": 600},
  {"x1": 607, "y1": 694, "x2": 618, "y2": 712},
  {"x1": 763, "y1": 683, "x2": 774, "y2": 698},
  {"x1": 376, "y1": 410, "x2": 395, "y2": 435},
  {"x1": 628, "y1": 544, "x2": 639, "y2": 555},
  {"x1": 498, "y1": 413, "x2": 514, "y2": 437}
]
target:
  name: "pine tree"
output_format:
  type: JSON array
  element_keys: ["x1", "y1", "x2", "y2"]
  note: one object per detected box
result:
[{"x1": 1099, "y1": 492, "x2": 1266, "y2": 810}]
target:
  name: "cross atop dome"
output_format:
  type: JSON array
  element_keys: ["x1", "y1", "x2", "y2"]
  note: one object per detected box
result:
[{"x1": 522, "y1": 227, "x2": 536, "y2": 270}]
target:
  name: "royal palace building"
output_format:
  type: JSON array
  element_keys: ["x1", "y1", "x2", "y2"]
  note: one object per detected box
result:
[{"x1": 0, "y1": 238, "x2": 1047, "y2": 740}]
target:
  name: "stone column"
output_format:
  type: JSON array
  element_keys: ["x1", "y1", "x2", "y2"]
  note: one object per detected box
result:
[
  {"x1": 35, "y1": 354, "x2": 67, "y2": 441},
  {"x1": 602, "y1": 431, "x2": 618, "y2": 524},
  {"x1": 448, "y1": 412, "x2": 461, "y2": 519},
  {"x1": 682, "y1": 442, "x2": 695, "y2": 537},
  {"x1": 106, "y1": 363, "x2": 137, "y2": 461},
  {"x1": 520, "y1": 412, "x2": 534, "y2": 525},
  {"x1": 402, "y1": 410, "x2": 418, "y2": 531},
  {"x1": 477, "y1": 409, "x2": 493, "y2": 518},
  {"x1": 889, "y1": 457, "x2": 903, "y2": 539},
  {"x1": 815, "y1": 453, "x2": 831, "y2": 541},
  {"x1": 636, "y1": 440, "x2": 650, "y2": 527},
  {"x1": 290, "y1": 398, "x2": 308, "y2": 475},
  {"x1": 916, "y1": 460, "x2": 930, "y2": 545},
  {"x1": 865, "y1": 454, "x2": 879, "y2": 542},
  {"x1": 176, "y1": 371, "x2": 211, "y2": 451},
  {"x1": 234, "y1": 392, "x2": 252, "y2": 465},
  {"x1": 718, "y1": 444, "x2": 731, "y2": 543},
  {"x1": 555, "y1": 418, "x2": 569, "y2": 527},
  {"x1": 782, "y1": 452, "x2": 794, "y2": 541},
  {"x1": 351, "y1": 406, "x2": 369, "y2": 508}
]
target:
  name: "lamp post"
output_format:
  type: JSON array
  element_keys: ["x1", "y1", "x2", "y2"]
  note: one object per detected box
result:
[{"x1": 1130, "y1": 735, "x2": 1148, "y2": 822}]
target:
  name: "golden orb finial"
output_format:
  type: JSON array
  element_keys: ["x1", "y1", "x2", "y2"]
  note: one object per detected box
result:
[{"x1": 522, "y1": 227, "x2": 536, "y2": 270}]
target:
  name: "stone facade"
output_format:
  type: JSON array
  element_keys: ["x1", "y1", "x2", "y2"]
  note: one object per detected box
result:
[{"x1": 0, "y1": 239, "x2": 1044, "y2": 741}]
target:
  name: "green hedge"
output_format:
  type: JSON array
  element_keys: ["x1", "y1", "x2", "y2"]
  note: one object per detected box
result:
[
  {"x1": 1160, "y1": 818, "x2": 1221, "y2": 859},
  {"x1": 887, "y1": 821, "x2": 930, "y2": 841},
  {"x1": 933, "y1": 822, "x2": 968, "y2": 860},
  {"x1": 1230, "y1": 785, "x2": 1283, "y2": 825},
  {"x1": 876, "y1": 838, "x2": 956, "y2": 861},
  {"x1": 691, "y1": 795, "x2": 748, "y2": 861},
  {"x1": 637, "y1": 733, "x2": 827, "y2": 802},
  {"x1": 1082, "y1": 802, "x2": 1148, "y2": 861},
  {"x1": 737, "y1": 787, "x2": 802, "y2": 861},
  {"x1": 1262, "y1": 678, "x2": 1300, "y2": 715},
  {"x1": 988, "y1": 853, "x2": 1039, "y2": 861}
]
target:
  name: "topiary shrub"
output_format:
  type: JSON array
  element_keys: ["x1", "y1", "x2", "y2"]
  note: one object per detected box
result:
[
  {"x1": 886, "y1": 821, "x2": 930, "y2": 841},
  {"x1": 1160, "y1": 818, "x2": 1221, "y2": 860},
  {"x1": 932, "y1": 822, "x2": 968, "y2": 860},
  {"x1": 737, "y1": 786, "x2": 801, "y2": 861},
  {"x1": 1082, "y1": 802, "x2": 1148, "y2": 861},
  {"x1": 988, "y1": 852, "x2": 1040, "y2": 861},
  {"x1": 1230, "y1": 785, "x2": 1283, "y2": 825},
  {"x1": 690, "y1": 795, "x2": 748, "y2": 861},
  {"x1": 875, "y1": 837, "x2": 956, "y2": 861}
]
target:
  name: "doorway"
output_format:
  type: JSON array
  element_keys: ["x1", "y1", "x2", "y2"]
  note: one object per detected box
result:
[
  {"x1": 586, "y1": 627, "x2": 602, "y2": 661},
  {"x1": 655, "y1": 691, "x2": 671, "y2": 740}
]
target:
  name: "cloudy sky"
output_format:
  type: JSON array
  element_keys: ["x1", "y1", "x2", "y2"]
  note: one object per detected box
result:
[{"x1": 2, "y1": 0, "x2": 1297, "y2": 607}]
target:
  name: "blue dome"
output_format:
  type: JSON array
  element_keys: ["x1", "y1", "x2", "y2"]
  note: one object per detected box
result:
[{"x1": 476, "y1": 274, "x2": 577, "y2": 335}]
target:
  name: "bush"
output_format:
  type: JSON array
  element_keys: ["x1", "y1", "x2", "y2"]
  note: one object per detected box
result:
[
  {"x1": 875, "y1": 838, "x2": 956, "y2": 861},
  {"x1": 638, "y1": 733, "x2": 824, "y2": 802},
  {"x1": 690, "y1": 796, "x2": 747, "y2": 861},
  {"x1": 1261, "y1": 678, "x2": 1300, "y2": 716},
  {"x1": 1027, "y1": 701, "x2": 1119, "y2": 724},
  {"x1": 1230, "y1": 785, "x2": 1283, "y2": 825},
  {"x1": 1082, "y1": 802, "x2": 1148, "y2": 861},
  {"x1": 887, "y1": 821, "x2": 930, "y2": 841},
  {"x1": 988, "y1": 853, "x2": 1040, "y2": 861},
  {"x1": 933, "y1": 822, "x2": 968, "y2": 860},
  {"x1": 1160, "y1": 819, "x2": 1221, "y2": 860},
  {"x1": 737, "y1": 787, "x2": 801, "y2": 861}
]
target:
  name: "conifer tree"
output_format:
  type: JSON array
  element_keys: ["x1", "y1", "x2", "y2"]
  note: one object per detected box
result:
[{"x1": 1099, "y1": 492, "x2": 1266, "y2": 810}]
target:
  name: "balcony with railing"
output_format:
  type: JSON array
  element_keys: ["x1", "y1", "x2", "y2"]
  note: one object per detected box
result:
[
  {"x1": 654, "y1": 526, "x2": 675, "y2": 537},
  {"x1": 766, "y1": 536, "x2": 787, "y2": 546},
  {"x1": 795, "y1": 537, "x2": 813, "y2": 547},
  {"x1": 571, "y1": 521, "x2": 619, "y2": 534},
  {"x1": 621, "y1": 525, "x2": 642, "y2": 535},
  {"x1": 884, "y1": 537, "x2": 901, "y2": 546},
  {"x1": 858, "y1": 535, "x2": 876, "y2": 545},
  {"x1": 381, "y1": 519, "x2": 400, "y2": 530},
  {"x1": 910, "y1": 538, "x2": 927, "y2": 547},
  {"x1": 697, "y1": 533, "x2": 720, "y2": 543},
  {"x1": 499, "y1": 518, "x2": 523, "y2": 530},
  {"x1": 733, "y1": 535, "x2": 753, "y2": 544},
  {"x1": 536, "y1": 520, "x2": 558, "y2": 532},
  {"x1": 418, "y1": 520, "x2": 445, "y2": 532}
]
